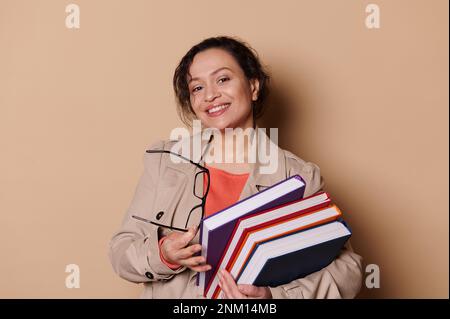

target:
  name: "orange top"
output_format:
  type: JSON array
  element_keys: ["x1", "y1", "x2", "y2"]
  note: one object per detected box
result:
[
  {"x1": 203, "y1": 164, "x2": 250, "y2": 217},
  {"x1": 159, "y1": 165, "x2": 249, "y2": 270}
]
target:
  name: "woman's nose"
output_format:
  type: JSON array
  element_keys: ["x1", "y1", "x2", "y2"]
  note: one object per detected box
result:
[{"x1": 204, "y1": 85, "x2": 221, "y2": 102}]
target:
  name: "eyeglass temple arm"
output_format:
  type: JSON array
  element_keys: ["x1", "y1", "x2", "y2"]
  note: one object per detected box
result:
[
  {"x1": 132, "y1": 215, "x2": 189, "y2": 232},
  {"x1": 146, "y1": 133, "x2": 214, "y2": 168}
]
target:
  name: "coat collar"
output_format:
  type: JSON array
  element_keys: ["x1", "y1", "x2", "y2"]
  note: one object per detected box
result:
[{"x1": 164, "y1": 125, "x2": 286, "y2": 200}]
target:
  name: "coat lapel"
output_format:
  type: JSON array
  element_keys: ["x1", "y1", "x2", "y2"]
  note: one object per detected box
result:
[{"x1": 237, "y1": 126, "x2": 286, "y2": 200}]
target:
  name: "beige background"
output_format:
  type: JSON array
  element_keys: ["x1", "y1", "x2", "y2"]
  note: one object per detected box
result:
[{"x1": 0, "y1": 0, "x2": 448, "y2": 298}]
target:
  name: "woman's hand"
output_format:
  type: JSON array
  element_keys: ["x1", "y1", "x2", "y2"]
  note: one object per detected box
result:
[
  {"x1": 160, "y1": 226, "x2": 211, "y2": 272},
  {"x1": 218, "y1": 269, "x2": 273, "y2": 299}
]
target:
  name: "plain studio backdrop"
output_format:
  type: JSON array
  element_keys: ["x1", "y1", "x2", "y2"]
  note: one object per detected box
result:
[{"x1": 0, "y1": 0, "x2": 448, "y2": 298}]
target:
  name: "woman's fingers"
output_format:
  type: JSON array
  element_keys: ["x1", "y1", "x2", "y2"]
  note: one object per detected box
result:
[
  {"x1": 182, "y1": 226, "x2": 198, "y2": 244},
  {"x1": 190, "y1": 264, "x2": 212, "y2": 272},
  {"x1": 218, "y1": 269, "x2": 245, "y2": 299},
  {"x1": 180, "y1": 256, "x2": 211, "y2": 272},
  {"x1": 237, "y1": 284, "x2": 262, "y2": 298},
  {"x1": 169, "y1": 226, "x2": 197, "y2": 249},
  {"x1": 162, "y1": 227, "x2": 199, "y2": 263},
  {"x1": 162, "y1": 227, "x2": 209, "y2": 270},
  {"x1": 179, "y1": 255, "x2": 206, "y2": 267},
  {"x1": 166, "y1": 226, "x2": 196, "y2": 247},
  {"x1": 175, "y1": 244, "x2": 202, "y2": 260}
]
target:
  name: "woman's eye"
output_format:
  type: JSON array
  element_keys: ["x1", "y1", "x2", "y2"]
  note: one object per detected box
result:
[
  {"x1": 192, "y1": 86, "x2": 202, "y2": 93},
  {"x1": 218, "y1": 77, "x2": 230, "y2": 84}
]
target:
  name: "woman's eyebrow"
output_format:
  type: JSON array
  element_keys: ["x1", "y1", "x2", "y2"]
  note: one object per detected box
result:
[{"x1": 189, "y1": 67, "x2": 233, "y2": 83}]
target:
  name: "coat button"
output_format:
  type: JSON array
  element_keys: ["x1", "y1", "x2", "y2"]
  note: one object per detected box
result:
[
  {"x1": 156, "y1": 211, "x2": 164, "y2": 220},
  {"x1": 145, "y1": 272, "x2": 154, "y2": 279}
]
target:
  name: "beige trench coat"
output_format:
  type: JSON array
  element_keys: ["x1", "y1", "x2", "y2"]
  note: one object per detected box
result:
[{"x1": 108, "y1": 128, "x2": 363, "y2": 298}]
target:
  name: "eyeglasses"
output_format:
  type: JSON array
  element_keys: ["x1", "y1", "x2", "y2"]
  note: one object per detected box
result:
[{"x1": 132, "y1": 149, "x2": 210, "y2": 233}]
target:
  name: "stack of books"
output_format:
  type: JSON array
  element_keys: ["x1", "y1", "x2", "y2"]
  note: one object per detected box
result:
[{"x1": 197, "y1": 175, "x2": 352, "y2": 299}]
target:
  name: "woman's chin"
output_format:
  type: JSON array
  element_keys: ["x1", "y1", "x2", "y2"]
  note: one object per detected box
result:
[
  {"x1": 202, "y1": 118, "x2": 233, "y2": 131},
  {"x1": 200, "y1": 112, "x2": 253, "y2": 131}
]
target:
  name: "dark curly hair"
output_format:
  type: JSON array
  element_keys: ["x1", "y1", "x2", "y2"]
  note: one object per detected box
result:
[{"x1": 173, "y1": 36, "x2": 270, "y2": 128}]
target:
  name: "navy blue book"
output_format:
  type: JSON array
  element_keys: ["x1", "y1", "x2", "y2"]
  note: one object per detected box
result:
[{"x1": 235, "y1": 220, "x2": 351, "y2": 287}]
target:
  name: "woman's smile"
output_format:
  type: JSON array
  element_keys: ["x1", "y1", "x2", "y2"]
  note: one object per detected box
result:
[{"x1": 206, "y1": 103, "x2": 231, "y2": 117}]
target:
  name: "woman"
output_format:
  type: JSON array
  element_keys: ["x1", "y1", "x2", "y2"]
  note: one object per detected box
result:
[{"x1": 108, "y1": 36, "x2": 363, "y2": 299}]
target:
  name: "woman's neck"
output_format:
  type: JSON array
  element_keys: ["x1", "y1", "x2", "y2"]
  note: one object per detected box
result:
[{"x1": 208, "y1": 125, "x2": 256, "y2": 165}]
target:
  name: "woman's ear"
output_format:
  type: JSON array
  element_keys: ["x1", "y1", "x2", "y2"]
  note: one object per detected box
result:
[{"x1": 250, "y1": 78, "x2": 260, "y2": 101}]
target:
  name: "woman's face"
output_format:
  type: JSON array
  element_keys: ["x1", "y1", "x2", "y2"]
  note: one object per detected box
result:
[{"x1": 188, "y1": 48, "x2": 259, "y2": 131}]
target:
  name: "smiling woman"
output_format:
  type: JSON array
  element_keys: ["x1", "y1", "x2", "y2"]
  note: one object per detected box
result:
[
  {"x1": 108, "y1": 36, "x2": 364, "y2": 299},
  {"x1": 173, "y1": 37, "x2": 270, "y2": 131},
  {"x1": 187, "y1": 50, "x2": 258, "y2": 131}
]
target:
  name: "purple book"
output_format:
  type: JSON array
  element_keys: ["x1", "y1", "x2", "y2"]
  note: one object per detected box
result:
[{"x1": 197, "y1": 175, "x2": 306, "y2": 295}]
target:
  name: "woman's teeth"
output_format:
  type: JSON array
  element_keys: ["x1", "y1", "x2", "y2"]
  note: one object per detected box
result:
[{"x1": 208, "y1": 103, "x2": 230, "y2": 114}]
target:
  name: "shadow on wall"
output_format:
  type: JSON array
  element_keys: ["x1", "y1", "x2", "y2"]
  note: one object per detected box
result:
[{"x1": 258, "y1": 76, "x2": 306, "y2": 151}]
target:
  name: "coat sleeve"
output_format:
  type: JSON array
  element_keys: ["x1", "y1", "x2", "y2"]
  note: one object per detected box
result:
[
  {"x1": 108, "y1": 140, "x2": 187, "y2": 283},
  {"x1": 268, "y1": 156, "x2": 364, "y2": 299}
]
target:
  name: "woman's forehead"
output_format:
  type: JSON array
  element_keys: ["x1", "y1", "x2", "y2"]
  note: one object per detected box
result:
[{"x1": 188, "y1": 48, "x2": 240, "y2": 80}]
